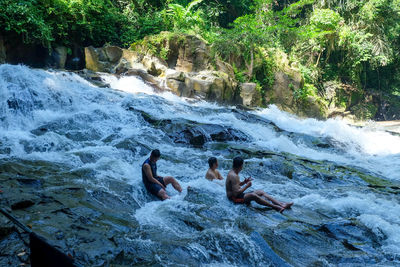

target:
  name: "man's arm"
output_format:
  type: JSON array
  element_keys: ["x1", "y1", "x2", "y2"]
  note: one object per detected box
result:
[
  {"x1": 143, "y1": 164, "x2": 165, "y2": 189},
  {"x1": 239, "y1": 177, "x2": 252, "y2": 186},
  {"x1": 234, "y1": 175, "x2": 251, "y2": 195},
  {"x1": 237, "y1": 181, "x2": 251, "y2": 194},
  {"x1": 216, "y1": 170, "x2": 224, "y2": 180}
]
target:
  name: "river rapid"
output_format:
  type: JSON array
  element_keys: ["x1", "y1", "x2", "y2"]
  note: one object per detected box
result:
[{"x1": 1, "y1": 64, "x2": 400, "y2": 266}]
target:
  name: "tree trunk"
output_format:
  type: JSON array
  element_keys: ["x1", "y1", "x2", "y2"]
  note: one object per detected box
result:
[{"x1": 245, "y1": 49, "x2": 254, "y2": 81}]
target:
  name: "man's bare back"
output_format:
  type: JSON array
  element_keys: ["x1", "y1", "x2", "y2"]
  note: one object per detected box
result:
[
  {"x1": 226, "y1": 169, "x2": 247, "y2": 199},
  {"x1": 206, "y1": 168, "x2": 223, "y2": 181}
]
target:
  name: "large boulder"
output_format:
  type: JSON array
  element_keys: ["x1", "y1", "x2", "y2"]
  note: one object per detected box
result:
[
  {"x1": 141, "y1": 55, "x2": 168, "y2": 76},
  {"x1": 173, "y1": 35, "x2": 209, "y2": 72},
  {"x1": 240, "y1": 83, "x2": 261, "y2": 107},
  {"x1": 46, "y1": 46, "x2": 68, "y2": 69},
  {"x1": 296, "y1": 95, "x2": 328, "y2": 119},
  {"x1": 85, "y1": 45, "x2": 123, "y2": 72},
  {"x1": 137, "y1": 111, "x2": 248, "y2": 147},
  {"x1": 83, "y1": 32, "x2": 241, "y2": 105},
  {"x1": 85, "y1": 46, "x2": 104, "y2": 72},
  {"x1": 266, "y1": 71, "x2": 296, "y2": 112},
  {"x1": 165, "y1": 70, "x2": 239, "y2": 102}
]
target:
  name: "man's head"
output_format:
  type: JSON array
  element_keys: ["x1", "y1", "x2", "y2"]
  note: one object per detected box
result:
[
  {"x1": 232, "y1": 156, "x2": 244, "y2": 172},
  {"x1": 150, "y1": 149, "x2": 161, "y2": 162},
  {"x1": 208, "y1": 157, "x2": 218, "y2": 169}
]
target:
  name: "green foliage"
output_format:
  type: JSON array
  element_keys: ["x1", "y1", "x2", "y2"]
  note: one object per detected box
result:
[
  {"x1": 165, "y1": 0, "x2": 205, "y2": 32},
  {"x1": 309, "y1": 8, "x2": 342, "y2": 32},
  {"x1": 232, "y1": 64, "x2": 248, "y2": 84},
  {"x1": 0, "y1": 0, "x2": 169, "y2": 48},
  {"x1": 350, "y1": 102, "x2": 378, "y2": 120},
  {"x1": 0, "y1": 0, "x2": 54, "y2": 47},
  {"x1": 293, "y1": 83, "x2": 318, "y2": 100},
  {"x1": 131, "y1": 31, "x2": 176, "y2": 60}
]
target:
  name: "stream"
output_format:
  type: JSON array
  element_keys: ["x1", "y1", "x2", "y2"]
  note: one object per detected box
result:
[{"x1": 1, "y1": 64, "x2": 400, "y2": 266}]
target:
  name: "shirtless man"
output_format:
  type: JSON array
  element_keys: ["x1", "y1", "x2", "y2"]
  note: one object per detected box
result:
[
  {"x1": 142, "y1": 149, "x2": 182, "y2": 200},
  {"x1": 225, "y1": 156, "x2": 293, "y2": 213},
  {"x1": 205, "y1": 157, "x2": 223, "y2": 181}
]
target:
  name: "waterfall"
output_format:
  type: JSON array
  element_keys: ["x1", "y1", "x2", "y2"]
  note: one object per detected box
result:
[{"x1": 1, "y1": 64, "x2": 399, "y2": 266}]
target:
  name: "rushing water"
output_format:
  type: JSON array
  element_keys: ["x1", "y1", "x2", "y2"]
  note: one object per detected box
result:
[{"x1": 1, "y1": 64, "x2": 400, "y2": 266}]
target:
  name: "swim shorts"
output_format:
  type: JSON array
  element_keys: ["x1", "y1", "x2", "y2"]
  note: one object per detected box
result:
[
  {"x1": 231, "y1": 192, "x2": 246, "y2": 204},
  {"x1": 144, "y1": 176, "x2": 166, "y2": 197}
]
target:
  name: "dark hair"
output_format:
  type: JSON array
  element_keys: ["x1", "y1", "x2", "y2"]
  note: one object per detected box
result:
[
  {"x1": 208, "y1": 157, "x2": 217, "y2": 168},
  {"x1": 232, "y1": 156, "x2": 244, "y2": 169},
  {"x1": 151, "y1": 149, "x2": 161, "y2": 158}
]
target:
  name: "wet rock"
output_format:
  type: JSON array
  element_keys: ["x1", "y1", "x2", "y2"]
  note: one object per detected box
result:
[
  {"x1": 31, "y1": 127, "x2": 49, "y2": 136},
  {"x1": 171, "y1": 123, "x2": 248, "y2": 148},
  {"x1": 0, "y1": 226, "x2": 16, "y2": 240},
  {"x1": 0, "y1": 232, "x2": 30, "y2": 266},
  {"x1": 0, "y1": 146, "x2": 11, "y2": 155},
  {"x1": 141, "y1": 55, "x2": 168, "y2": 76},
  {"x1": 11, "y1": 200, "x2": 35, "y2": 210},
  {"x1": 115, "y1": 138, "x2": 151, "y2": 156},
  {"x1": 139, "y1": 111, "x2": 248, "y2": 147},
  {"x1": 184, "y1": 187, "x2": 217, "y2": 206},
  {"x1": 124, "y1": 69, "x2": 163, "y2": 91},
  {"x1": 251, "y1": 231, "x2": 291, "y2": 267},
  {"x1": 65, "y1": 129, "x2": 102, "y2": 141},
  {"x1": 75, "y1": 69, "x2": 110, "y2": 87},
  {"x1": 74, "y1": 152, "x2": 99, "y2": 164},
  {"x1": 16, "y1": 178, "x2": 42, "y2": 189}
]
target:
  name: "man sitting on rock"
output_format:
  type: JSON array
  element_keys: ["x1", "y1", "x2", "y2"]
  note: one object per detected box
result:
[
  {"x1": 205, "y1": 157, "x2": 224, "y2": 181},
  {"x1": 225, "y1": 156, "x2": 293, "y2": 213},
  {"x1": 142, "y1": 149, "x2": 182, "y2": 200}
]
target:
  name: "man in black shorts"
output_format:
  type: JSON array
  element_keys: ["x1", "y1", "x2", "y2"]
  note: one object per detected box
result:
[
  {"x1": 142, "y1": 149, "x2": 182, "y2": 200},
  {"x1": 225, "y1": 156, "x2": 293, "y2": 213}
]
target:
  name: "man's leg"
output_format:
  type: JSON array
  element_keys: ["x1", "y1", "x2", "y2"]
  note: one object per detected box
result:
[
  {"x1": 157, "y1": 189, "x2": 170, "y2": 200},
  {"x1": 163, "y1": 176, "x2": 182, "y2": 193},
  {"x1": 244, "y1": 192, "x2": 285, "y2": 213},
  {"x1": 255, "y1": 190, "x2": 293, "y2": 209}
]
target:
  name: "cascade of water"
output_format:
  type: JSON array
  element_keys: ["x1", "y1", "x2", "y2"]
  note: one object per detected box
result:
[{"x1": 1, "y1": 64, "x2": 399, "y2": 266}]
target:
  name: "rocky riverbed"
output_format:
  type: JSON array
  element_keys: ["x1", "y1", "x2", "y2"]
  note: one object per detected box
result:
[{"x1": 1, "y1": 64, "x2": 400, "y2": 266}]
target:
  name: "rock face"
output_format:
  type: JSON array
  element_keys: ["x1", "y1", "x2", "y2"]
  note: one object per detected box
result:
[
  {"x1": 79, "y1": 32, "x2": 392, "y2": 120},
  {"x1": 85, "y1": 45, "x2": 123, "y2": 72},
  {"x1": 0, "y1": 35, "x2": 5, "y2": 64},
  {"x1": 172, "y1": 35, "x2": 209, "y2": 72},
  {"x1": 46, "y1": 46, "x2": 68, "y2": 69},
  {"x1": 0, "y1": 34, "x2": 49, "y2": 68},
  {"x1": 83, "y1": 33, "x2": 381, "y2": 119},
  {"x1": 0, "y1": 34, "x2": 85, "y2": 70},
  {"x1": 322, "y1": 81, "x2": 379, "y2": 121},
  {"x1": 240, "y1": 83, "x2": 261, "y2": 107},
  {"x1": 166, "y1": 70, "x2": 239, "y2": 102},
  {"x1": 84, "y1": 32, "x2": 241, "y2": 104}
]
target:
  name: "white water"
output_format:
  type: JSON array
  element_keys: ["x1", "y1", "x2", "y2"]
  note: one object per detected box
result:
[{"x1": 1, "y1": 64, "x2": 400, "y2": 265}]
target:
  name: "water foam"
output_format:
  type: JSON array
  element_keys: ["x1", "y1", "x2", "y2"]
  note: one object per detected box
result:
[{"x1": 1, "y1": 64, "x2": 400, "y2": 263}]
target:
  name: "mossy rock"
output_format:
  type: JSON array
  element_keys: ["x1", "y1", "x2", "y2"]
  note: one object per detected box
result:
[
  {"x1": 349, "y1": 103, "x2": 378, "y2": 120},
  {"x1": 297, "y1": 95, "x2": 328, "y2": 119},
  {"x1": 131, "y1": 31, "x2": 210, "y2": 72}
]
